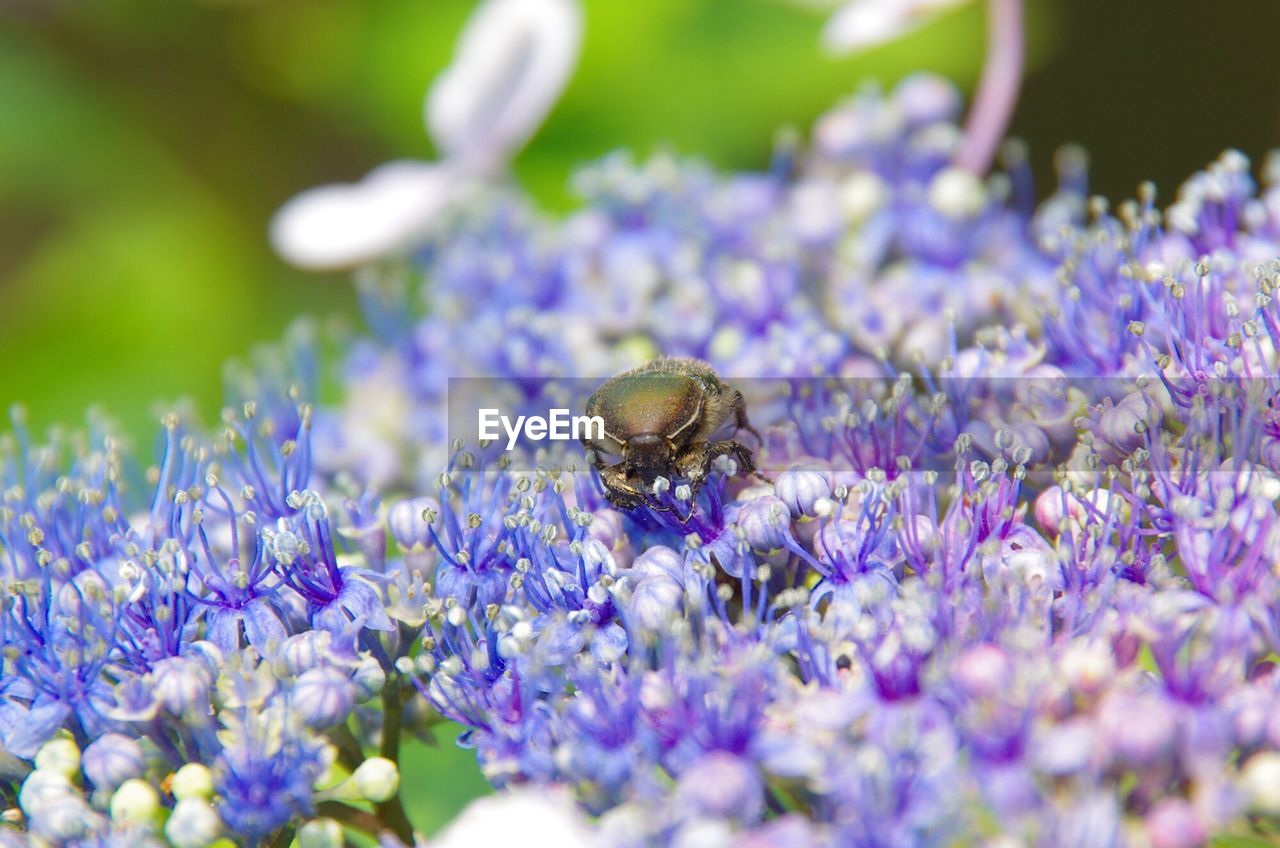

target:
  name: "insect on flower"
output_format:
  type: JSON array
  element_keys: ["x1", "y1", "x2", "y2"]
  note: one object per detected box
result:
[{"x1": 582, "y1": 357, "x2": 766, "y2": 511}]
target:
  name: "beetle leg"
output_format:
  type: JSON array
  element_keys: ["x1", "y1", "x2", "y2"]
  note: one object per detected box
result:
[
  {"x1": 674, "y1": 442, "x2": 710, "y2": 485},
  {"x1": 730, "y1": 389, "x2": 765, "y2": 446},
  {"x1": 598, "y1": 465, "x2": 645, "y2": 510}
]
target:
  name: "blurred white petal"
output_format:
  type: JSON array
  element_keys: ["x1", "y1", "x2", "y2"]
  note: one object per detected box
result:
[
  {"x1": 427, "y1": 0, "x2": 582, "y2": 173},
  {"x1": 822, "y1": 0, "x2": 967, "y2": 55},
  {"x1": 270, "y1": 161, "x2": 467, "y2": 271},
  {"x1": 430, "y1": 788, "x2": 597, "y2": 848}
]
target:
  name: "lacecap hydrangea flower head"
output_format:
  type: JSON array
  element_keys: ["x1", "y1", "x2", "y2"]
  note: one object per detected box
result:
[{"x1": 4, "y1": 0, "x2": 1280, "y2": 846}]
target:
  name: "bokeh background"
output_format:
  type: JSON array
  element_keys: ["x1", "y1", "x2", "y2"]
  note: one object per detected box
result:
[{"x1": 2, "y1": 0, "x2": 1279, "y2": 829}]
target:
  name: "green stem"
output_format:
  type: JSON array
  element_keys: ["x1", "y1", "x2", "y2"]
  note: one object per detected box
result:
[
  {"x1": 327, "y1": 723, "x2": 365, "y2": 773},
  {"x1": 315, "y1": 801, "x2": 385, "y2": 836},
  {"x1": 381, "y1": 674, "x2": 403, "y2": 760},
  {"x1": 268, "y1": 823, "x2": 295, "y2": 848},
  {"x1": 373, "y1": 673, "x2": 415, "y2": 844}
]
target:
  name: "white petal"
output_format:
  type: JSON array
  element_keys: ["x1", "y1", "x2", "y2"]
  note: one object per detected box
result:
[
  {"x1": 270, "y1": 161, "x2": 466, "y2": 270},
  {"x1": 431, "y1": 788, "x2": 597, "y2": 848},
  {"x1": 822, "y1": 0, "x2": 965, "y2": 55},
  {"x1": 427, "y1": 0, "x2": 582, "y2": 173}
]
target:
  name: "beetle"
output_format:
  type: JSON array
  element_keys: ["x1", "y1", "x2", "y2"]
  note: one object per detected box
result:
[{"x1": 581, "y1": 356, "x2": 764, "y2": 511}]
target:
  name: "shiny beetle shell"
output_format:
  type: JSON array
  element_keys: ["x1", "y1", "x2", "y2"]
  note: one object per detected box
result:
[{"x1": 582, "y1": 357, "x2": 761, "y2": 511}]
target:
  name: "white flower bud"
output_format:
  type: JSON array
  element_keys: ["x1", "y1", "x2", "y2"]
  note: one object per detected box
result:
[
  {"x1": 298, "y1": 817, "x2": 345, "y2": 848},
  {"x1": 171, "y1": 763, "x2": 215, "y2": 801},
  {"x1": 1242, "y1": 752, "x2": 1280, "y2": 814},
  {"x1": 34, "y1": 737, "x2": 80, "y2": 778},
  {"x1": 351, "y1": 757, "x2": 400, "y2": 803},
  {"x1": 109, "y1": 778, "x2": 159, "y2": 824},
  {"x1": 928, "y1": 167, "x2": 987, "y2": 219}
]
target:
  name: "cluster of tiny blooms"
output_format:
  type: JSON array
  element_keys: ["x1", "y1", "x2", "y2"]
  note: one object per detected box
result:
[{"x1": 5, "y1": 74, "x2": 1280, "y2": 848}]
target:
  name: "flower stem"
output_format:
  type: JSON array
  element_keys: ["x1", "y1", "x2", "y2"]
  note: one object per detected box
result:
[
  {"x1": 955, "y1": 0, "x2": 1025, "y2": 174},
  {"x1": 373, "y1": 674, "x2": 416, "y2": 844}
]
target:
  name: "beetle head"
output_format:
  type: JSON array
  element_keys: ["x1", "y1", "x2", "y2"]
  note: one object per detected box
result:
[{"x1": 623, "y1": 433, "x2": 672, "y2": 483}]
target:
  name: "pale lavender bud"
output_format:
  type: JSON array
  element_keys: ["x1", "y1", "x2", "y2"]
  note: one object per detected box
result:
[
  {"x1": 1095, "y1": 392, "x2": 1160, "y2": 461},
  {"x1": 290, "y1": 667, "x2": 358, "y2": 729},
  {"x1": 152, "y1": 656, "x2": 213, "y2": 716},
  {"x1": 1058, "y1": 642, "x2": 1116, "y2": 697},
  {"x1": 388, "y1": 497, "x2": 439, "y2": 550},
  {"x1": 29, "y1": 795, "x2": 99, "y2": 842},
  {"x1": 1145, "y1": 799, "x2": 1205, "y2": 848},
  {"x1": 81, "y1": 734, "x2": 146, "y2": 793},
  {"x1": 676, "y1": 752, "x2": 763, "y2": 822},
  {"x1": 736, "y1": 496, "x2": 794, "y2": 551},
  {"x1": 894, "y1": 73, "x2": 962, "y2": 126},
  {"x1": 280, "y1": 630, "x2": 332, "y2": 677},
  {"x1": 953, "y1": 643, "x2": 1011, "y2": 699},
  {"x1": 351, "y1": 656, "x2": 387, "y2": 702},
  {"x1": 630, "y1": 546, "x2": 685, "y2": 582},
  {"x1": 1099, "y1": 693, "x2": 1177, "y2": 765},
  {"x1": 774, "y1": 467, "x2": 832, "y2": 517},
  {"x1": 166, "y1": 798, "x2": 222, "y2": 848},
  {"x1": 588, "y1": 509, "x2": 627, "y2": 551},
  {"x1": 630, "y1": 575, "x2": 684, "y2": 630}
]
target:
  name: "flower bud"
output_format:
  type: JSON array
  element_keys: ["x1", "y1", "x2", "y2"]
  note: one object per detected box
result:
[
  {"x1": 736, "y1": 496, "x2": 793, "y2": 551},
  {"x1": 676, "y1": 752, "x2": 763, "y2": 822},
  {"x1": 165, "y1": 798, "x2": 222, "y2": 848},
  {"x1": 774, "y1": 467, "x2": 831, "y2": 518},
  {"x1": 290, "y1": 666, "x2": 358, "y2": 729},
  {"x1": 297, "y1": 817, "x2": 344, "y2": 848},
  {"x1": 1098, "y1": 693, "x2": 1176, "y2": 765},
  {"x1": 82, "y1": 733, "x2": 146, "y2": 793},
  {"x1": 152, "y1": 656, "x2": 212, "y2": 715},
  {"x1": 1034, "y1": 486, "x2": 1113, "y2": 538},
  {"x1": 1059, "y1": 642, "x2": 1115, "y2": 696},
  {"x1": 351, "y1": 655, "x2": 388, "y2": 702},
  {"x1": 34, "y1": 737, "x2": 80, "y2": 778},
  {"x1": 1095, "y1": 392, "x2": 1159, "y2": 461},
  {"x1": 29, "y1": 796, "x2": 98, "y2": 842},
  {"x1": 588, "y1": 509, "x2": 627, "y2": 552},
  {"x1": 952, "y1": 644, "x2": 1011, "y2": 699},
  {"x1": 281, "y1": 630, "x2": 332, "y2": 677},
  {"x1": 630, "y1": 575, "x2": 684, "y2": 630},
  {"x1": 1145, "y1": 799, "x2": 1204, "y2": 848},
  {"x1": 19, "y1": 768, "x2": 75, "y2": 818},
  {"x1": 629, "y1": 545, "x2": 684, "y2": 582},
  {"x1": 109, "y1": 777, "x2": 159, "y2": 824},
  {"x1": 928, "y1": 167, "x2": 986, "y2": 219},
  {"x1": 171, "y1": 763, "x2": 215, "y2": 801},
  {"x1": 1241, "y1": 752, "x2": 1280, "y2": 814},
  {"x1": 894, "y1": 73, "x2": 961, "y2": 126},
  {"x1": 342, "y1": 511, "x2": 387, "y2": 568},
  {"x1": 388, "y1": 497, "x2": 439, "y2": 550},
  {"x1": 351, "y1": 756, "x2": 399, "y2": 803}
]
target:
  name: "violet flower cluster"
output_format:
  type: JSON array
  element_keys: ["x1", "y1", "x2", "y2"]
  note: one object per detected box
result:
[{"x1": 5, "y1": 9, "x2": 1280, "y2": 848}]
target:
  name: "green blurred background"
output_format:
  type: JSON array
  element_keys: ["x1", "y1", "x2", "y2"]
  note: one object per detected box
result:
[{"x1": 2, "y1": 0, "x2": 1279, "y2": 830}]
